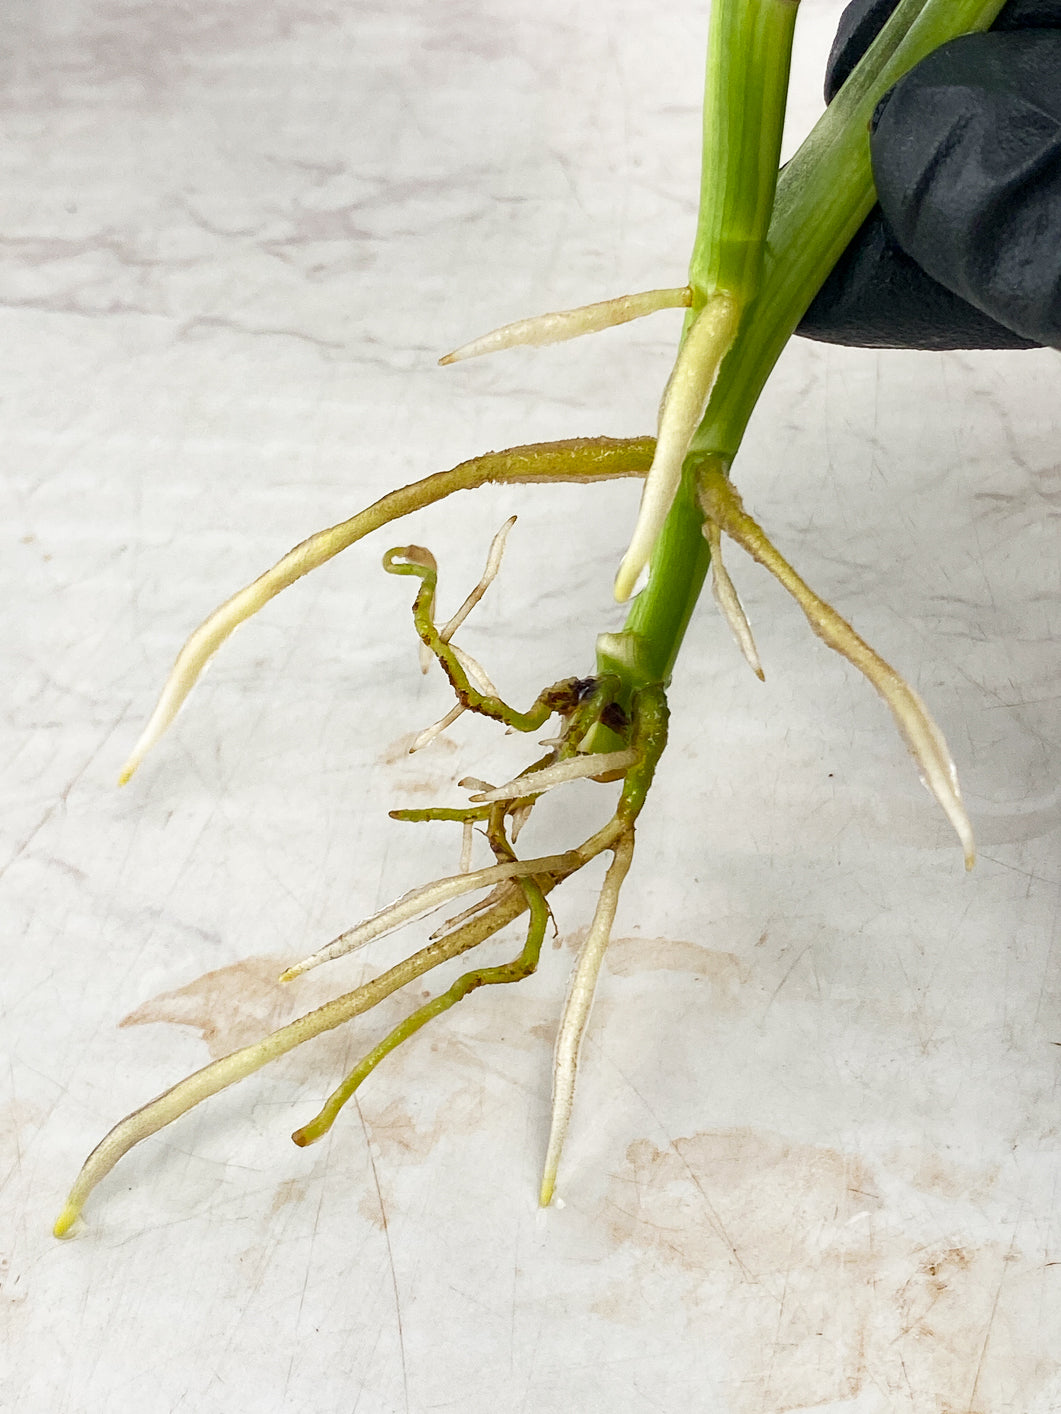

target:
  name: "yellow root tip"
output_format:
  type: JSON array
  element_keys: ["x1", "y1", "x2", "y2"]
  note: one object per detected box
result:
[{"x1": 53, "y1": 1202, "x2": 80, "y2": 1239}]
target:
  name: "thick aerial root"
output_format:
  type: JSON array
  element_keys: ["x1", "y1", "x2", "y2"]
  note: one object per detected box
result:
[
  {"x1": 698, "y1": 467, "x2": 975, "y2": 869},
  {"x1": 294, "y1": 865, "x2": 549, "y2": 1146},
  {"x1": 614, "y1": 292, "x2": 741, "y2": 602},
  {"x1": 539, "y1": 829, "x2": 635, "y2": 1206},
  {"x1": 117, "y1": 436, "x2": 653, "y2": 783},
  {"x1": 57, "y1": 679, "x2": 668, "y2": 1234},
  {"x1": 52, "y1": 877, "x2": 552, "y2": 1238},
  {"x1": 439, "y1": 287, "x2": 692, "y2": 365}
]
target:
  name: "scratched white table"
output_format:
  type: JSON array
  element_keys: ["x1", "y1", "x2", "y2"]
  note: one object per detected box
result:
[{"x1": 3, "y1": 3, "x2": 1059, "y2": 1411}]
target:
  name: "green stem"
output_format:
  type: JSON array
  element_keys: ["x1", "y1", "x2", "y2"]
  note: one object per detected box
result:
[
  {"x1": 689, "y1": 0, "x2": 799, "y2": 306},
  {"x1": 605, "y1": 0, "x2": 1008, "y2": 691},
  {"x1": 600, "y1": 0, "x2": 797, "y2": 685}
]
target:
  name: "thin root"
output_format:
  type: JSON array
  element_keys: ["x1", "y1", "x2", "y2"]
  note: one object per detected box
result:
[
  {"x1": 539, "y1": 829, "x2": 635, "y2": 1206},
  {"x1": 411, "y1": 701, "x2": 465, "y2": 753},
  {"x1": 705, "y1": 518, "x2": 764, "y2": 680},
  {"x1": 292, "y1": 875, "x2": 549, "y2": 1146},
  {"x1": 439, "y1": 516, "x2": 516, "y2": 643}
]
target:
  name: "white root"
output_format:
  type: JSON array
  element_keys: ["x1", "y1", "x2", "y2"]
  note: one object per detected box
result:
[
  {"x1": 704, "y1": 518, "x2": 765, "y2": 680},
  {"x1": 428, "y1": 885, "x2": 508, "y2": 942},
  {"x1": 452, "y1": 644, "x2": 499, "y2": 697},
  {"x1": 539, "y1": 830, "x2": 635, "y2": 1206},
  {"x1": 439, "y1": 287, "x2": 692, "y2": 365},
  {"x1": 467, "y1": 749, "x2": 638, "y2": 804},
  {"x1": 439, "y1": 516, "x2": 516, "y2": 642},
  {"x1": 698, "y1": 469, "x2": 975, "y2": 869},
  {"x1": 54, "y1": 1023, "x2": 310, "y2": 1238},
  {"x1": 410, "y1": 701, "x2": 465, "y2": 753},
  {"x1": 458, "y1": 776, "x2": 494, "y2": 794},
  {"x1": 279, "y1": 850, "x2": 578, "y2": 982},
  {"x1": 614, "y1": 291, "x2": 741, "y2": 603}
]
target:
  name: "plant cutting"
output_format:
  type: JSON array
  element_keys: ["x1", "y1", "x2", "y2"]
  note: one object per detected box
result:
[{"x1": 54, "y1": 0, "x2": 1010, "y2": 1237}]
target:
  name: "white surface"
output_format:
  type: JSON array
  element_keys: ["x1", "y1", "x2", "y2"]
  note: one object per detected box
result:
[{"x1": 2, "y1": 3, "x2": 1059, "y2": 1411}]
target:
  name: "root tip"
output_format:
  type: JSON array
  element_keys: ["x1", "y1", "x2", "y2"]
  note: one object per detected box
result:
[
  {"x1": 53, "y1": 1202, "x2": 80, "y2": 1239},
  {"x1": 613, "y1": 561, "x2": 637, "y2": 604}
]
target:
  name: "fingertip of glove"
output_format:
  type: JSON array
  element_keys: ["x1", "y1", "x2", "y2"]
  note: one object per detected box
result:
[{"x1": 824, "y1": 0, "x2": 900, "y2": 104}]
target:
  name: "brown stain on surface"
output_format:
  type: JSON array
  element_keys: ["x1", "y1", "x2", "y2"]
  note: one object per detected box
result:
[
  {"x1": 117, "y1": 954, "x2": 412, "y2": 1086},
  {"x1": 117, "y1": 954, "x2": 525, "y2": 1158},
  {"x1": 378, "y1": 731, "x2": 462, "y2": 799},
  {"x1": 887, "y1": 1144, "x2": 999, "y2": 1203},
  {"x1": 560, "y1": 929, "x2": 750, "y2": 995},
  {"x1": 379, "y1": 732, "x2": 458, "y2": 766},
  {"x1": 364, "y1": 1099, "x2": 440, "y2": 1164},
  {"x1": 604, "y1": 934, "x2": 748, "y2": 987},
  {"x1": 268, "y1": 1177, "x2": 309, "y2": 1216},
  {"x1": 599, "y1": 1129, "x2": 1056, "y2": 1414},
  {"x1": 120, "y1": 956, "x2": 296, "y2": 1058}
]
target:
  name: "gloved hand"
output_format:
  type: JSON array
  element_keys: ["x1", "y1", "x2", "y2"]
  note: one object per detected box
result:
[{"x1": 797, "y1": 0, "x2": 1061, "y2": 349}]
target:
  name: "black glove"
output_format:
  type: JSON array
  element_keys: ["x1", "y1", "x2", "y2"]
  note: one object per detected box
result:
[{"x1": 797, "y1": 0, "x2": 1061, "y2": 349}]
